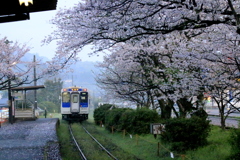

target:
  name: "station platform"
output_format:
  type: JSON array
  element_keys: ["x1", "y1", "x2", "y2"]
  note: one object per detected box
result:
[{"x1": 0, "y1": 118, "x2": 61, "y2": 160}]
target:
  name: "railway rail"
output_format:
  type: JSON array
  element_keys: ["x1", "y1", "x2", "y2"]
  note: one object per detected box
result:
[
  {"x1": 68, "y1": 124, "x2": 87, "y2": 160},
  {"x1": 68, "y1": 123, "x2": 118, "y2": 160},
  {"x1": 82, "y1": 125, "x2": 118, "y2": 160}
]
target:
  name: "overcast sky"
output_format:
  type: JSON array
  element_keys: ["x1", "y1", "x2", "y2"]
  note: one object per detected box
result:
[{"x1": 0, "y1": 0, "x2": 103, "y2": 62}]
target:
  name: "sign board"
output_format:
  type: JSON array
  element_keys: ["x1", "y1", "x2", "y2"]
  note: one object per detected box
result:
[
  {"x1": 150, "y1": 123, "x2": 165, "y2": 134},
  {"x1": 0, "y1": 108, "x2": 9, "y2": 119},
  {"x1": 12, "y1": 93, "x2": 24, "y2": 100}
]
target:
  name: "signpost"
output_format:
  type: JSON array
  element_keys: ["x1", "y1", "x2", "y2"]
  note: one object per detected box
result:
[
  {"x1": 12, "y1": 92, "x2": 24, "y2": 100},
  {"x1": 150, "y1": 123, "x2": 165, "y2": 139}
]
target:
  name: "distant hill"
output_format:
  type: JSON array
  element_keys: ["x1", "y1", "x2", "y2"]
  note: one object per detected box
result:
[
  {"x1": 61, "y1": 61, "x2": 100, "y2": 89},
  {"x1": 23, "y1": 52, "x2": 49, "y2": 62},
  {"x1": 22, "y1": 53, "x2": 102, "y2": 96}
]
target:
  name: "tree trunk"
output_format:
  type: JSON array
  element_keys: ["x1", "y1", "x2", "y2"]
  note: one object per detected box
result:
[
  {"x1": 220, "y1": 115, "x2": 226, "y2": 129},
  {"x1": 219, "y1": 107, "x2": 226, "y2": 129},
  {"x1": 176, "y1": 98, "x2": 195, "y2": 118},
  {"x1": 158, "y1": 99, "x2": 172, "y2": 119},
  {"x1": 161, "y1": 106, "x2": 172, "y2": 119}
]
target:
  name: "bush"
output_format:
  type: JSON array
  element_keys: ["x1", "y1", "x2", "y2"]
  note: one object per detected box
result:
[
  {"x1": 104, "y1": 107, "x2": 160, "y2": 134},
  {"x1": 132, "y1": 108, "x2": 160, "y2": 134},
  {"x1": 118, "y1": 109, "x2": 135, "y2": 133},
  {"x1": 160, "y1": 117, "x2": 211, "y2": 152},
  {"x1": 227, "y1": 128, "x2": 240, "y2": 160},
  {"x1": 93, "y1": 104, "x2": 114, "y2": 125},
  {"x1": 105, "y1": 108, "x2": 128, "y2": 132}
]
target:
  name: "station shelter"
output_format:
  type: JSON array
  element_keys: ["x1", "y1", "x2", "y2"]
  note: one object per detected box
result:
[{"x1": 10, "y1": 85, "x2": 45, "y2": 121}]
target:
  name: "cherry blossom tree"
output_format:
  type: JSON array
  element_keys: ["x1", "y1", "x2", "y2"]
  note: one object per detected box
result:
[
  {"x1": 96, "y1": 23, "x2": 240, "y2": 126},
  {"x1": 96, "y1": 47, "x2": 155, "y2": 108},
  {"x1": 161, "y1": 24, "x2": 240, "y2": 128},
  {"x1": 0, "y1": 37, "x2": 33, "y2": 90},
  {"x1": 0, "y1": 36, "x2": 64, "y2": 91},
  {"x1": 45, "y1": 0, "x2": 240, "y2": 126},
  {"x1": 96, "y1": 32, "x2": 207, "y2": 119},
  {"x1": 189, "y1": 24, "x2": 240, "y2": 129},
  {"x1": 45, "y1": 0, "x2": 240, "y2": 61}
]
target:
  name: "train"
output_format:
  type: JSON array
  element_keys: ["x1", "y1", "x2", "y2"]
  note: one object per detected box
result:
[{"x1": 61, "y1": 86, "x2": 89, "y2": 121}]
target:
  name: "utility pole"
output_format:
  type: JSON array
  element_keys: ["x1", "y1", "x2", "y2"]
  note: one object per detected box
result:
[
  {"x1": 5, "y1": 39, "x2": 13, "y2": 124},
  {"x1": 8, "y1": 76, "x2": 13, "y2": 124},
  {"x1": 33, "y1": 55, "x2": 37, "y2": 118},
  {"x1": 72, "y1": 74, "x2": 73, "y2": 86}
]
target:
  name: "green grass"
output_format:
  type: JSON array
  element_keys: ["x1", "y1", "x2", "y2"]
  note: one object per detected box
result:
[
  {"x1": 38, "y1": 112, "x2": 61, "y2": 119},
  {"x1": 71, "y1": 123, "x2": 112, "y2": 160},
  {"x1": 84, "y1": 121, "x2": 174, "y2": 160},
  {"x1": 82, "y1": 121, "x2": 138, "y2": 160},
  {"x1": 57, "y1": 120, "x2": 81, "y2": 160},
  {"x1": 54, "y1": 112, "x2": 234, "y2": 160},
  {"x1": 185, "y1": 125, "x2": 232, "y2": 160},
  {"x1": 86, "y1": 124, "x2": 233, "y2": 160}
]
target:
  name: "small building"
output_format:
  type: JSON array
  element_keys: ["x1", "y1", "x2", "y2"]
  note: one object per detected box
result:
[{"x1": 11, "y1": 85, "x2": 45, "y2": 120}]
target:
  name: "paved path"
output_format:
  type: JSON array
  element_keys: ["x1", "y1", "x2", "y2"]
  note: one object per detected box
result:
[
  {"x1": 0, "y1": 118, "x2": 61, "y2": 160},
  {"x1": 208, "y1": 116, "x2": 239, "y2": 128},
  {"x1": 206, "y1": 109, "x2": 240, "y2": 128}
]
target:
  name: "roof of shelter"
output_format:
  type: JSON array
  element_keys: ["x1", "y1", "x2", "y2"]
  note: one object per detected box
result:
[
  {"x1": 0, "y1": 0, "x2": 58, "y2": 23},
  {"x1": 11, "y1": 85, "x2": 45, "y2": 91}
]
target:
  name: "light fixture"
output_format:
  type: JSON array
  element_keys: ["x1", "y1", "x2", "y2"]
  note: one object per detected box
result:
[{"x1": 19, "y1": 0, "x2": 33, "y2": 6}]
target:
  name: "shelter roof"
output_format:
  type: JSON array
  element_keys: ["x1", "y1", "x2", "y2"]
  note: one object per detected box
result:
[
  {"x1": 11, "y1": 85, "x2": 45, "y2": 91},
  {"x1": 0, "y1": 0, "x2": 58, "y2": 23}
]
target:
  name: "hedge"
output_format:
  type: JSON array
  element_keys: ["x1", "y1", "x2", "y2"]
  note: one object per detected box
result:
[
  {"x1": 160, "y1": 117, "x2": 211, "y2": 152},
  {"x1": 104, "y1": 107, "x2": 160, "y2": 134},
  {"x1": 93, "y1": 104, "x2": 114, "y2": 125}
]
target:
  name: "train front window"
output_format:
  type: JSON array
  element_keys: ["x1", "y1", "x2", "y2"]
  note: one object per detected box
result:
[
  {"x1": 80, "y1": 92, "x2": 88, "y2": 103},
  {"x1": 73, "y1": 95, "x2": 78, "y2": 103},
  {"x1": 62, "y1": 92, "x2": 70, "y2": 102}
]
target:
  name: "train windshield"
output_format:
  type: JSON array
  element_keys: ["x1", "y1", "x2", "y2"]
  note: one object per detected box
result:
[
  {"x1": 80, "y1": 92, "x2": 88, "y2": 103},
  {"x1": 73, "y1": 95, "x2": 78, "y2": 103},
  {"x1": 62, "y1": 92, "x2": 70, "y2": 102}
]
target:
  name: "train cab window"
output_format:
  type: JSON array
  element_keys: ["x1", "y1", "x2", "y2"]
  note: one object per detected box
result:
[
  {"x1": 81, "y1": 97, "x2": 86, "y2": 100},
  {"x1": 80, "y1": 92, "x2": 88, "y2": 103},
  {"x1": 73, "y1": 95, "x2": 78, "y2": 103},
  {"x1": 62, "y1": 92, "x2": 70, "y2": 102}
]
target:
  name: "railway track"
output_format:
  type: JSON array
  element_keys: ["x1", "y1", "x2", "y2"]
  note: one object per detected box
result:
[
  {"x1": 68, "y1": 124, "x2": 87, "y2": 160},
  {"x1": 68, "y1": 123, "x2": 118, "y2": 160}
]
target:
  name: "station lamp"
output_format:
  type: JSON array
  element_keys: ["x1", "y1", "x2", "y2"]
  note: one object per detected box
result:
[{"x1": 19, "y1": 0, "x2": 33, "y2": 6}]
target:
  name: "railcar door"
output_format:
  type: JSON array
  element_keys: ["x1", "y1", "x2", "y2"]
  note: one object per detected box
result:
[{"x1": 70, "y1": 93, "x2": 80, "y2": 113}]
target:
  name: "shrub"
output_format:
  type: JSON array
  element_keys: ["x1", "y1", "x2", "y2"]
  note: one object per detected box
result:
[
  {"x1": 118, "y1": 109, "x2": 135, "y2": 133},
  {"x1": 160, "y1": 117, "x2": 211, "y2": 152},
  {"x1": 93, "y1": 104, "x2": 114, "y2": 125},
  {"x1": 105, "y1": 108, "x2": 128, "y2": 132},
  {"x1": 132, "y1": 108, "x2": 160, "y2": 134},
  {"x1": 105, "y1": 108, "x2": 132, "y2": 131},
  {"x1": 104, "y1": 107, "x2": 160, "y2": 134},
  {"x1": 190, "y1": 107, "x2": 208, "y2": 120}
]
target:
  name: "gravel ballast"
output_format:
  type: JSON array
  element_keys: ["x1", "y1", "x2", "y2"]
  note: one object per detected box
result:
[{"x1": 0, "y1": 118, "x2": 61, "y2": 160}]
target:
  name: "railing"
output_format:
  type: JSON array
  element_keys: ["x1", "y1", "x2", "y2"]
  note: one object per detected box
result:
[{"x1": 15, "y1": 108, "x2": 34, "y2": 118}]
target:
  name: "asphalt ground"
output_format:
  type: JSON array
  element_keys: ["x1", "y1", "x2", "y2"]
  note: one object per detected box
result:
[{"x1": 0, "y1": 118, "x2": 61, "y2": 160}]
